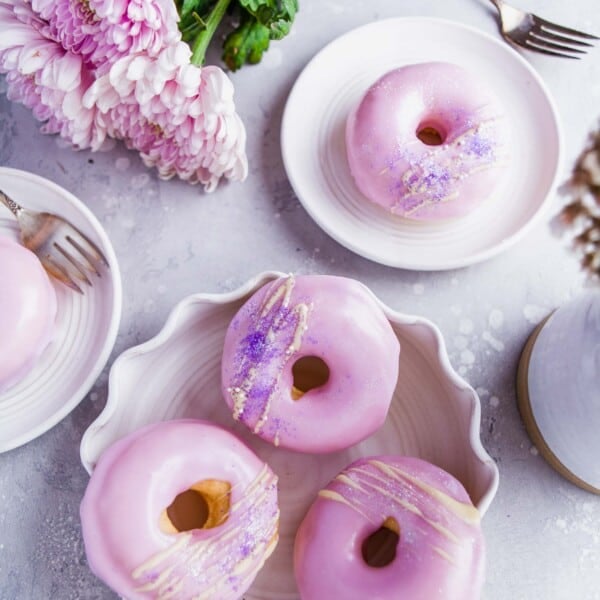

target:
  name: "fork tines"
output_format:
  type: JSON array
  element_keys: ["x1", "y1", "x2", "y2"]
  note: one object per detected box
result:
[
  {"x1": 527, "y1": 15, "x2": 599, "y2": 58},
  {"x1": 47, "y1": 229, "x2": 109, "y2": 294}
]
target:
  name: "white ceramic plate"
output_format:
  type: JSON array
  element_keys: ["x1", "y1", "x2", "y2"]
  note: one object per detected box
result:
[
  {"x1": 81, "y1": 271, "x2": 499, "y2": 600},
  {"x1": 281, "y1": 17, "x2": 562, "y2": 270},
  {"x1": 0, "y1": 167, "x2": 122, "y2": 452}
]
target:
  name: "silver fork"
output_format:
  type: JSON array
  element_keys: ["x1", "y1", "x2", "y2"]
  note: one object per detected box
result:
[
  {"x1": 0, "y1": 189, "x2": 108, "y2": 294},
  {"x1": 489, "y1": 0, "x2": 599, "y2": 59}
]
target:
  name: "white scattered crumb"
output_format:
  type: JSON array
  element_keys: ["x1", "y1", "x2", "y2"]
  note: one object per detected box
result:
[
  {"x1": 90, "y1": 392, "x2": 99, "y2": 402},
  {"x1": 530, "y1": 445, "x2": 539, "y2": 456},
  {"x1": 482, "y1": 330, "x2": 505, "y2": 352},
  {"x1": 459, "y1": 318, "x2": 474, "y2": 334},
  {"x1": 476, "y1": 387, "x2": 490, "y2": 397},
  {"x1": 556, "y1": 518, "x2": 568, "y2": 531},
  {"x1": 458, "y1": 366, "x2": 468, "y2": 376},
  {"x1": 490, "y1": 396, "x2": 500, "y2": 408},
  {"x1": 412, "y1": 283, "x2": 425, "y2": 295},
  {"x1": 460, "y1": 349, "x2": 475, "y2": 365},
  {"x1": 489, "y1": 309, "x2": 504, "y2": 329},
  {"x1": 523, "y1": 304, "x2": 549, "y2": 324},
  {"x1": 115, "y1": 157, "x2": 130, "y2": 171}
]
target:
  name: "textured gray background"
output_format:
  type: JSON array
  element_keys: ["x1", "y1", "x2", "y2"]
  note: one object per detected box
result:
[{"x1": 1, "y1": 0, "x2": 600, "y2": 598}]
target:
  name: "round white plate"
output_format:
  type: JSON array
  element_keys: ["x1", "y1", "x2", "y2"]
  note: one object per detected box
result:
[
  {"x1": 81, "y1": 271, "x2": 498, "y2": 600},
  {"x1": 0, "y1": 167, "x2": 122, "y2": 452},
  {"x1": 281, "y1": 17, "x2": 562, "y2": 270}
]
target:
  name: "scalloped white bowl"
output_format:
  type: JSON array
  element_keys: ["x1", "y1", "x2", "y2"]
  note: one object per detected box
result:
[{"x1": 80, "y1": 271, "x2": 499, "y2": 600}]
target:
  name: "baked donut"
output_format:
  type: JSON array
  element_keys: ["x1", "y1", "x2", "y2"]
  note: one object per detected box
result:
[
  {"x1": 346, "y1": 61, "x2": 509, "y2": 221},
  {"x1": 221, "y1": 274, "x2": 400, "y2": 453},
  {"x1": 294, "y1": 456, "x2": 485, "y2": 599},
  {"x1": 0, "y1": 236, "x2": 57, "y2": 393},
  {"x1": 80, "y1": 420, "x2": 279, "y2": 599}
]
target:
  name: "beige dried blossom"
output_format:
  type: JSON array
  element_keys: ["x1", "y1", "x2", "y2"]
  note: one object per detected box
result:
[{"x1": 560, "y1": 126, "x2": 600, "y2": 279}]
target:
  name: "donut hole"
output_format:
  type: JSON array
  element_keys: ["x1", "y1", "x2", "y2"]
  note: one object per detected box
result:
[
  {"x1": 291, "y1": 356, "x2": 330, "y2": 400},
  {"x1": 161, "y1": 479, "x2": 231, "y2": 533},
  {"x1": 361, "y1": 517, "x2": 400, "y2": 568},
  {"x1": 416, "y1": 121, "x2": 446, "y2": 146}
]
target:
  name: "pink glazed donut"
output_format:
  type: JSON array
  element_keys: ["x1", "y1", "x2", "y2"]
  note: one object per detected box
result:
[
  {"x1": 346, "y1": 62, "x2": 509, "y2": 221},
  {"x1": 294, "y1": 456, "x2": 485, "y2": 600},
  {"x1": 80, "y1": 420, "x2": 279, "y2": 600},
  {"x1": 0, "y1": 236, "x2": 57, "y2": 393},
  {"x1": 221, "y1": 274, "x2": 400, "y2": 453}
]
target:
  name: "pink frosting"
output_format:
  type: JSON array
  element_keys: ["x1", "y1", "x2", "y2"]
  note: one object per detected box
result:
[
  {"x1": 294, "y1": 456, "x2": 485, "y2": 599},
  {"x1": 0, "y1": 236, "x2": 57, "y2": 393},
  {"x1": 346, "y1": 62, "x2": 509, "y2": 220},
  {"x1": 80, "y1": 420, "x2": 279, "y2": 600},
  {"x1": 221, "y1": 275, "x2": 400, "y2": 453}
]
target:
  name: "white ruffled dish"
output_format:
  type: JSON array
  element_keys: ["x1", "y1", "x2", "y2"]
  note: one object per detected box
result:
[
  {"x1": 281, "y1": 17, "x2": 562, "y2": 270},
  {"x1": 81, "y1": 271, "x2": 498, "y2": 599},
  {"x1": 0, "y1": 167, "x2": 122, "y2": 453}
]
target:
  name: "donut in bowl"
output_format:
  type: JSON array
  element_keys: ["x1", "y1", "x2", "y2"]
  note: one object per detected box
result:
[
  {"x1": 221, "y1": 274, "x2": 400, "y2": 453},
  {"x1": 346, "y1": 61, "x2": 509, "y2": 221},
  {"x1": 294, "y1": 455, "x2": 485, "y2": 599},
  {"x1": 80, "y1": 419, "x2": 279, "y2": 599},
  {"x1": 0, "y1": 236, "x2": 57, "y2": 393}
]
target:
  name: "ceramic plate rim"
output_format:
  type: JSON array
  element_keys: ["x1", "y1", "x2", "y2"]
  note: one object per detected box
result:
[
  {"x1": 281, "y1": 16, "x2": 563, "y2": 270},
  {"x1": 80, "y1": 271, "x2": 499, "y2": 515},
  {"x1": 0, "y1": 167, "x2": 123, "y2": 452}
]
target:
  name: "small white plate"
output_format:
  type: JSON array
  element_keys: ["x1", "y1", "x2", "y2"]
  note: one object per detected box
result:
[
  {"x1": 0, "y1": 167, "x2": 122, "y2": 452},
  {"x1": 81, "y1": 271, "x2": 498, "y2": 600},
  {"x1": 281, "y1": 17, "x2": 562, "y2": 270}
]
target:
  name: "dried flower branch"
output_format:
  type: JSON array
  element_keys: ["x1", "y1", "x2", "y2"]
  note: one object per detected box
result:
[{"x1": 559, "y1": 125, "x2": 600, "y2": 280}]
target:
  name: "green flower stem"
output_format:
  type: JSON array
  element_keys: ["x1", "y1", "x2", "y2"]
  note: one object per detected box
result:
[{"x1": 190, "y1": 0, "x2": 232, "y2": 65}]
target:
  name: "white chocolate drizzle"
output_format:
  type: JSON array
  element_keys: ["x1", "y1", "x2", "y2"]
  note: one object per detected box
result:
[
  {"x1": 227, "y1": 274, "x2": 311, "y2": 438},
  {"x1": 131, "y1": 465, "x2": 279, "y2": 599},
  {"x1": 318, "y1": 460, "x2": 481, "y2": 562}
]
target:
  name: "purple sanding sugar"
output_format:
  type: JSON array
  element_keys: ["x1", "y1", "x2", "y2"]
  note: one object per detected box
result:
[
  {"x1": 230, "y1": 280, "x2": 304, "y2": 438},
  {"x1": 465, "y1": 134, "x2": 493, "y2": 159}
]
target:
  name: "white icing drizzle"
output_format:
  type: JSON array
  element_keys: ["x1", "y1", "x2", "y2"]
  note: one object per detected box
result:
[
  {"x1": 131, "y1": 466, "x2": 279, "y2": 599},
  {"x1": 228, "y1": 274, "x2": 311, "y2": 436},
  {"x1": 319, "y1": 460, "x2": 481, "y2": 557},
  {"x1": 387, "y1": 115, "x2": 509, "y2": 214},
  {"x1": 369, "y1": 460, "x2": 480, "y2": 525},
  {"x1": 433, "y1": 546, "x2": 457, "y2": 565}
]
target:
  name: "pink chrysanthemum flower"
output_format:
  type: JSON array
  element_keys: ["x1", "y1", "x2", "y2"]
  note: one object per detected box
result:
[
  {"x1": 83, "y1": 42, "x2": 248, "y2": 190},
  {"x1": 30, "y1": 0, "x2": 180, "y2": 73},
  {"x1": 0, "y1": 0, "x2": 106, "y2": 149}
]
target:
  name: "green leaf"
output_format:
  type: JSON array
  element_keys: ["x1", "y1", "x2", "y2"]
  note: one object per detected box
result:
[
  {"x1": 238, "y1": 0, "x2": 298, "y2": 33},
  {"x1": 179, "y1": 0, "x2": 214, "y2": 20},
  {"x1": 222, "y1": 16, "x2": 271, "y2": 71},
  {"x1": 268, "y1": 18, "x2": 291, "y2": 40}
]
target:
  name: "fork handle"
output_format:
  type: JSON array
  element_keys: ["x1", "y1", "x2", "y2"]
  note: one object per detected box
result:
[{"x1": 0, "y1": 190, "x2": 23, "y2": 218}]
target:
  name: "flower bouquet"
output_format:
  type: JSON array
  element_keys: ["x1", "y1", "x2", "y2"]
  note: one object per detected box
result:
[{"x1": 0, "y1": 0, "x2": 297, "y2": 190}]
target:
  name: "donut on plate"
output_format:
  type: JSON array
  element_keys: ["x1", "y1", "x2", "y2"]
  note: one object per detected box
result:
[
  {"x1": 221, "y1": 274, "x2": 400, "y2": 453},
  {"x1": 80, "y1": 420, "x2": 279, "y2": 600},
  {"x1": 346, "y1": 61, "x2": 509, "y2": 221},
  {"x1": 294, "y1": 455, "x2": 485, "y2": 599},
  {"x1": 0, "y1": 236, "x2": 56, "y2": 393}
]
